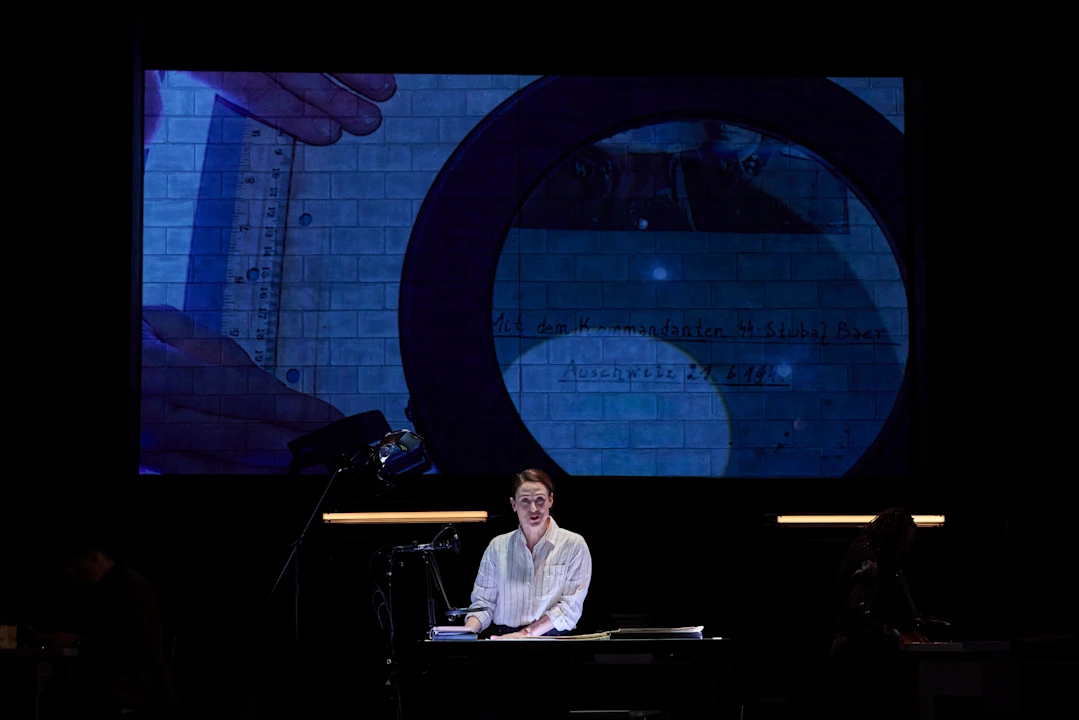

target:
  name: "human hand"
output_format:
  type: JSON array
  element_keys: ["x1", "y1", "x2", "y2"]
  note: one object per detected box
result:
[
  {"x1": 490, "y1": 631, "x2": 528, "y2": 640},
  {"x1": 38, "y1": 632, "x2": 79, "y2": 648},
  {"x1": 147, "y1": 71, "x2": 396, "y2": 146},
  {"x1": 900, "y1": 631, "x2": 930, "y2": 644},
  {"x1": 141, "y1": 305, "x2": 344, "y2": 474}
]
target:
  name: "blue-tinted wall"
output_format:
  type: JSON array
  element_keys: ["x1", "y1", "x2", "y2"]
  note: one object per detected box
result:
[{"x1": 140, "y1": 74, "x2": 906, "y2": 477}]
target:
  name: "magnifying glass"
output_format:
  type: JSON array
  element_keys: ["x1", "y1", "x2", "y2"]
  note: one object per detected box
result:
[{"x1": 398, "y1": 76, "x2": 908, "y2": 477}]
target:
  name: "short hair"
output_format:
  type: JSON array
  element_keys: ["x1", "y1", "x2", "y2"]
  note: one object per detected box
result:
[
  {"x1": 511, "y1": 468, "x2": 555, "y2": 497},
  {"x1": 46, "y1": 521, "x2": 116, "y2": 565}
]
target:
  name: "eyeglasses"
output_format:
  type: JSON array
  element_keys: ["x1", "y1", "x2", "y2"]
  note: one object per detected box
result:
[{"x1": 517, "y1": 497, "x2": 548, "y2": 509}]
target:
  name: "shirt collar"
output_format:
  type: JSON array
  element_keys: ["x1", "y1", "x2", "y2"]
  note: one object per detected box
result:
[{"x1": 517, "y1": 516, "x2": 560, "y2": 549}]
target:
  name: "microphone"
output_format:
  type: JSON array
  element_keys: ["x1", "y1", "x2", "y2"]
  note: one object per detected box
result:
[
  {"x1": 445, "y1": 606, "x2": 485, "y2": 617},
  {"x1": 393, "y1": 529, "x2": 460, "y2": 554}
]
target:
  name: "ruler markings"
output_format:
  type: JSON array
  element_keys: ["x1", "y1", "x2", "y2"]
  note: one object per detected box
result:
[{"x1": 221, "y1": 120, "x2": 296, "y2": 375}]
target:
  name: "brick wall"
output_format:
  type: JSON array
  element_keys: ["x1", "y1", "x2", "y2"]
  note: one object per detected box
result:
[{"x1": 141, "y1": 75, "x2": 905, "y2": 476}]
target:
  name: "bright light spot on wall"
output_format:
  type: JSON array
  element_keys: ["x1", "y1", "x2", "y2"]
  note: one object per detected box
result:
[{"x1": 501, "y1": 332, "x2": 733, "y2": 476}]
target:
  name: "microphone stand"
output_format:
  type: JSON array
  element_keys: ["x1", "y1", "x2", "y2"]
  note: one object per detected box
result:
[
  {"x1": 382, "y1": 526, "x2": 456, "y2": 719},
  {"x1": 899, "y1": 569, "x2": 952, "y2": 639},
  {"x1": 424, "y1": 548, "x2": 453, "y2": 629},
  {"x1": 897, "y1": 570, "x2": 919, "y2": 618},
  {"x1": 388, "y1": 525, "x2": 461, "y2": 632},
  {"x1": 269, "y1": 453, "x2": 362, "y2": 645}
]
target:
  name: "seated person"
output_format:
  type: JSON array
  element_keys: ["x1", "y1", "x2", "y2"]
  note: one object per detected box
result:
[
  {"x1": 35, "y1": 535, "x2": 177, "y2": 716},
  {"x1": 829, "y1": 508, "x2": 928, "y2": 719},
  {"x1": 463, "y1": 469, "x2": 592, "y2": 638},
  {"x1": 1002, "y1": 511, "x2": 1075, "y2": 644}
]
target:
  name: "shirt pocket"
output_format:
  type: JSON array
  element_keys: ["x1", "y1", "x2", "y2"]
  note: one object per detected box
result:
[{"x1": 542, "y1": 564, "x2": 568, "y2": 597}]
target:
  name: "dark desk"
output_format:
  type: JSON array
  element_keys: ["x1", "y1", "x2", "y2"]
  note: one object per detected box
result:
[
  {"x1": 899, "y1": 642, "x2": 1019, "y2": 720},
  {"x1": 407, "y1": 637, "x2": 735, "y2": 719},
  {"x1": 1013, "y1": 636, "x2": 1076, "y2": 719},
  {"x1": 0, "y1": 647, "x2": 79, "y2": 720}
]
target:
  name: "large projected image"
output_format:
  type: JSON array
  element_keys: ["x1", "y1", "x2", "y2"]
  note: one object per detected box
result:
[{"x1": 140, "y1": 73, "x2": 906, "y2": 476}]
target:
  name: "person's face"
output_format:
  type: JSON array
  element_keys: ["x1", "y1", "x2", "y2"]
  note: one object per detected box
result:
[
  {"x1": 896, "y1": 521, "x2": 917, "y2": 561},
  {"x1": 65, "y1": 551, "x2": 101, "y2": 585},
  {"x1": 511, "y1": 481, "x2": 553, "y2": 530}
]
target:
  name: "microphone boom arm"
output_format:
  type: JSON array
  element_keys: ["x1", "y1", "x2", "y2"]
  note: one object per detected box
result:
[{"x1": 390, "y1": 524, "x2": 466, "y2": 628}]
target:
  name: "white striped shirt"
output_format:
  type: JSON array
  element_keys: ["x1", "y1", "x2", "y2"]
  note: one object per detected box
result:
[{"x1": 466, "y1": 516, "x2": 592, "y2": 633}]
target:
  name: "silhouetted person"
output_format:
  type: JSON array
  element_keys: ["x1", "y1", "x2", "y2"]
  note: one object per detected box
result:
[
  {"x1": 1001, "y1": 511, "x2": 1075, "y2": 643},
  {"x1": 36, "y1": 537, "x2": 176, "y2": 718},
  {"x1": 1000, "y1": 511, "x2": 1075, "y2": 719},
  {"x1": 828, "y1": 508, "x2": 928, "y2": 719}
]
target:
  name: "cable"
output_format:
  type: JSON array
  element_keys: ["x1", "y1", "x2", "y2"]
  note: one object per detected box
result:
[
  {"x1": 428, "y1": 553, "x2": 453, "y2": 611},
  {"x1": 429, "y1": 523, "x2": 453, "y2": 544},
  {"x1": 425, "y1": 524, "x2": 456, "y2": 610},
  {"x1": 370, "y1": 525, "x2": 454, "y2": 720},
  {"x1": 368, "y1": 544, "x2": 396, "y2": 641},
  {"x1": 897, "y1": 570, "x2": 920, "y2": 618},
  {"x1": 368, "y1": 544, "x2": 402, "y2": 718}
]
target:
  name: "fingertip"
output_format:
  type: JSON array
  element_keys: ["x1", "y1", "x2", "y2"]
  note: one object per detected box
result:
[
  {"x1": 308, "y1": 121, "x2": 344, "y2": 146},
  {"x1": 351, "y1": 112, "x2": 382, "y2": 137},
  {"x1": 380, "y1": 73, "x2": 396, "y2": 100},
  {"x1": 275, "y1": 118, "x2": 342, "y2": 146},
  {"x1": 307, "y1": 126, "x2": 344, "y2": 146},
  {"x1": 334, "y1": 73, "x2": 397, "y2": 102}
]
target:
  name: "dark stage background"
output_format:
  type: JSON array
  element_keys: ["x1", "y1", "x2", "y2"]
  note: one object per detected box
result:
[
  {"x1": 7, "y1": 5, "x2": 1067, "y2": 720},
  {"x1": 8, "y1": 478, "x2": 1057, "y2": 716}
]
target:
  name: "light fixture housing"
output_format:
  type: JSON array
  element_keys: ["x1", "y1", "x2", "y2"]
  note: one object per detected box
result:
[
  {"x1": 323, "y1": 511, "x2": 488, "y2": 525},
  {"x1": 372, "y1": 430, "x2": 431, "y2": 478},
  {"x1": 775, "y1": 514, "x2": 945, "y2": 528}
]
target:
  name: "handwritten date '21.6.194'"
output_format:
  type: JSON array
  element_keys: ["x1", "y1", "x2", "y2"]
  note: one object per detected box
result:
[{"x1": 559, "y1": 361, "x2": 789, "y2": 387}]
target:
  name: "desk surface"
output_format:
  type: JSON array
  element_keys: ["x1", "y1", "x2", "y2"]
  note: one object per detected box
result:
[
  {"x1": 900, "y1": 641, "x2": 1012, "y2": 653},
  {"x1": 418, "y1": 637, "x2": 731, "y2": 659},
  {"x1": 0, "y1": 647, "x2": 79, "y2": 660}
]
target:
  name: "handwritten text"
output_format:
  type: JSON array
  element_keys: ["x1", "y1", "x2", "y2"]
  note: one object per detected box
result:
[
  {"x1": 560, "y1": 361, "x2": 790, "y2": 387},
  {"x1": 492, "y1": 313, "x2": 891, "y2": 346}
]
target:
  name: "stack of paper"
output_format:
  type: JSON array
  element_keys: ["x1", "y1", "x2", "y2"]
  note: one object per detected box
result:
[
  {"x1": 491, "y1": 631, "x2": 611, "y2": 641},
  {"x1": 429, "y1": 626, "x2": 477, "y2": 641},
  {"x1": 612, "y1": 626, "x2": 704, "y2": 634},
  {"x1": 610, "y1": 626, "x2": 704, "y2": 639}
]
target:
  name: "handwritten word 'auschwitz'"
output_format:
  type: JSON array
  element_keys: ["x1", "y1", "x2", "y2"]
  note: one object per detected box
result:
[
  {"x1": 492, "y1": 313, "x2": 895, "y2": 346},
  {"x1": 559, "y1": 361, "x2": 789, "y2": 387}
]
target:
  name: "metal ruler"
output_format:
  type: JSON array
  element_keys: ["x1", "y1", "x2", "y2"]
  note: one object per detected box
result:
[{"x1": 221, "y1": 119, "x2": 296, "y2": 379}]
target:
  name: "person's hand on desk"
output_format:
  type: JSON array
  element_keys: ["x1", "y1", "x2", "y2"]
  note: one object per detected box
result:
[
  {"x1": 37, "y1": 632, "x2": 79, "y2": 648},
  {"x1": 490, "y1": 631, "x2": 528, "y2": 640},
  {"x1": 916, "y1": 617, "x2": 952, "y2": 632},
  {"x1": 900, "y1": 631, "x2": 930, "y2": 644}
]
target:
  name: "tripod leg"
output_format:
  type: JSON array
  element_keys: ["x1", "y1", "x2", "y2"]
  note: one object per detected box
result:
[
  {"x1": 294, "y1": 548, "x2": 300, "y2": 645},
  {"x1": 425, "y1": 553, "x2": 436, "y2": 629}
]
